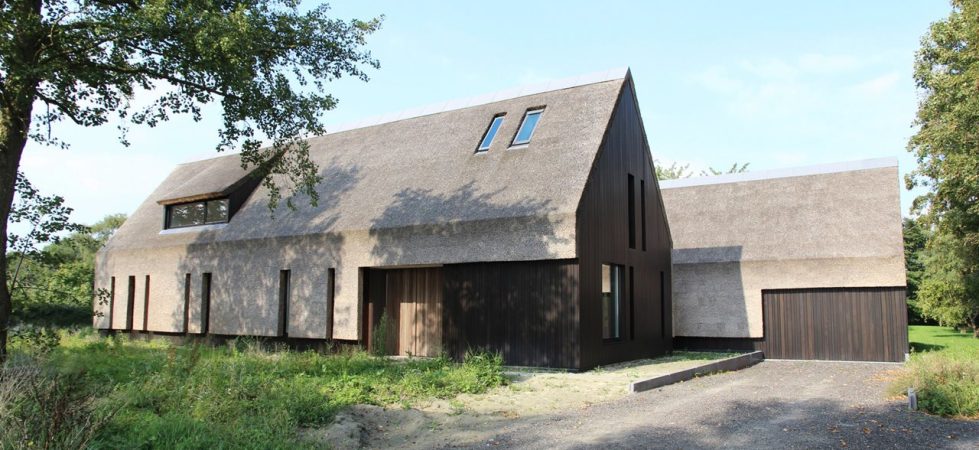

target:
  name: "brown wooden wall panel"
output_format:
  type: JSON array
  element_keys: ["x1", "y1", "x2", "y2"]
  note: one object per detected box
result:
[
  {"x1": 576, "y1": 75, "x2": 673, "y2": 369},
  {"x1": 761, "y1": 287, "x2": 908, "y2": 362},
  {"x1": 442, "y1": 259, "x2": 579, "y2": 368},
  {"x1": 387, "y1": 267, "x2": 443, "y2": 357}
]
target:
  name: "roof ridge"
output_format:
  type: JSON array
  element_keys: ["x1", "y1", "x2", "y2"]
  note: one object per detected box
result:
[{"x1": 658, "y1": 157, "x2": 899, "y2": 189}]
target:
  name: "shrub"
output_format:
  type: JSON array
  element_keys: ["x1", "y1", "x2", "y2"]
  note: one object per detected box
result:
[
  {"x1": 889, "y1": 351, "x2": 979, "y2": 418},
  {"x1": 0, "y1": 356, "x2": 119, "y2": 449}
]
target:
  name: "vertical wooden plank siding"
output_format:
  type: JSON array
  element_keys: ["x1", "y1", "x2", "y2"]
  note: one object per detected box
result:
[
  {"x1": 762, "y1": 287, "x2": 908, "y2": 362},
  {"x1": 575, "y1": 76, "x2": 673, "y2": 369},
  {"x1": 386, "y1": 267, "x2": 443, "y2": 357},
  {"x1": 442, "y1": 260, "x2": 579, "y2": 368}
]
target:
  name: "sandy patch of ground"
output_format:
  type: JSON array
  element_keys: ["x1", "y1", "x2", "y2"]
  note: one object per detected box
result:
[{"x1": 305, "y1": 352, "x2": 730, "y2": 449}]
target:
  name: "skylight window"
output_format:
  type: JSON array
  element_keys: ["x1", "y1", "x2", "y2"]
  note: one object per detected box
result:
[
  {"x1": 477, "y1": 114, "x2": 505, "y2": 152},
  {"x1": 511, "y1": 108, "x2": 544, "y2": 146}
]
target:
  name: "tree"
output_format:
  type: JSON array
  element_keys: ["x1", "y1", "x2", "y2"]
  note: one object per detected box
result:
[
  {"x1": 903, "y1": 216, "x2": 932, "y2": 324},
  {"x1": 0, "y1": 0, "x2": 382, "y2": 361},
  {"x1": 906, "y1": 0, "x2": 979, "y2": 335},
  {"x1": 9, "y1": 214, "x2": 124, "y2": 327},
  {"x1": 654, "y1": 159, "x2": 750, "y2": 180}
]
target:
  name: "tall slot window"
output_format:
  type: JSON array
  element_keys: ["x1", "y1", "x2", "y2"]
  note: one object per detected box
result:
[
  {"x1": 640, "y1": 179, "x2": 647, "y2": 251},
  {"x1": 602, "y1": 264, "x2": 624, "y2": 340},
  {"x1": 109, "y1": 276, "x2": 116, "y2": 328},
  {"x1": 326, "y1": 268, "x2": 336, "y2": 338},
  {"x1": 126, "y1": 276, "x2": 136, "y2": 330},
  {"x1": 660, "y1": 271, "x2": 667, "y2": 339},
  {"x1": 629, "y1": 266, "x2": 636, "y2": 341},
  {"x1": 476, "y1": 114, "x2": 505, "y2": 152},
  {"x1": 279, "y1": 270, "x2": 291, "y2": 337},
  {"x1": 201, "y1": 273, "x2": 212, "y2": 335},
  {"x1": 511, "y1": 108, "x2": 544, "y2": 146},
  {"x1": 628, "y1": 174, "x2": 636, "y2": 249},
  {"x1": 183, "y1": 273, "x2": 191, "y2": 333},
  {"x1": 143, "y1": 275, "x2": 151, "y2": 331}
]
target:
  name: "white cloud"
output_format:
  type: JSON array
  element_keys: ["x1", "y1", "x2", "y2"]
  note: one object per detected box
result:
[
  {"x1": 851, "y1": 72, "x2": 901, "y2": 96},
  {"x1": 797, "y1": 53, "x2": 862, "y2": 74}
]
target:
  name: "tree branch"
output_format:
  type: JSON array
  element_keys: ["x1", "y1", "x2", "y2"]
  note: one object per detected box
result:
[{"x1": 34, "y1": 92, "x2": 84, "y2": 125}]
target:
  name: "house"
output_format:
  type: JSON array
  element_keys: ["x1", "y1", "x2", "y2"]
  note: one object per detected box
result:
[
  {"x1": 94, "y1": 68, "x2": 674, "y2": 370},
  {"x1": 660, "y1": 158, "x2": 908, "y2": 362}
]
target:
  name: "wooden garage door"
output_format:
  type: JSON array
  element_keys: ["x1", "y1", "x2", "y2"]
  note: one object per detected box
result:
[{"x1": 762, "y1": 287, "x2": 908, "y2": 362}]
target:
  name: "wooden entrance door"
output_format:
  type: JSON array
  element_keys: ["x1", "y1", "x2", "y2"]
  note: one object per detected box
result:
[{"x1": 387, "y1": 267, "x2": 443, "y2": 357}]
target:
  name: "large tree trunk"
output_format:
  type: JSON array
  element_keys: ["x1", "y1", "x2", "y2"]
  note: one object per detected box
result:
[{"x1": 0, "y1": 90, "x2": 35, "y2": 364}]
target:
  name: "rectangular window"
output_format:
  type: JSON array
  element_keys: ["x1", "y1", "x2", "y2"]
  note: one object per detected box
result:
[
  {"x1": 327, "y1": 268, "x2": 336, "y2": 338},
  {"x1": 640, "y1": 179, "x2": 647, "y2": 251},
  {"x1": 143, "y1": 275, "x2": 151, "y2": 331},
  {"x1": 279, "y1": 270, "x2": 291, "y2": 337},
  {"x1": 629, "y1": 266, "x2": 635, "y2": 341},
  {"x1": 109, "y1": 276, "x2": 116, "y2": 329},
  {"x1": 511, "y1": 108, "x2": 543, "y2": 146},
  {"x1": 660, "y1": 271, "x2": 667, "y2": 339},
  {"x1": 183, "y1": 273, "x2": 191, "y2": 333},
  {"x1": 602, "y1": 264, "x2": 624, "y2": 340},
  {"x1": 166, "y1": 198, "x2": 229, "y2": 229},
  {"x1": 126, "y1": 276, "x2": 136, "y2": 331},
  {"x1": 201, "y1": 273, "x2": 212, "y2": 335},
  {"x1": 628, "y1": 174, "x2": 636, "y2": 249},
  {"x1": 477, "y1": 114, "x2": 505, "y2": 152}
]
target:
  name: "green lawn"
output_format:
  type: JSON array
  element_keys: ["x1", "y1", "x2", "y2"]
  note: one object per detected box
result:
[
  {"x1": 909, "y1": 325, "x2": 979, "y2": 357},
  {"x1": 2, "y1": 329, "x2": 506, "y2": 449},
  {"x1": 892, "y1": 325, "x2": 979, "y2": 418}
]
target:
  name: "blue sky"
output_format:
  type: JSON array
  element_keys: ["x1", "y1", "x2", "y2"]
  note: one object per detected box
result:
[{"x1": 20, "y1": 1, "x2": 952, "y2": 226}]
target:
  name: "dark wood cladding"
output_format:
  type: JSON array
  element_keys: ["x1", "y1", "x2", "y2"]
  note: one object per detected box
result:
[
  {"x1": 761, "y1": 287, "x2": 908, "y2": 362},
  {"x1": 676, "y1": 287, "x2": 908, "y2": 362},
  {"x1": 576, "y1": 75, "x2": 673, "y2": 369},
  {"x1": 442, "y1": 260, "x2": 579, "y2": 368}
]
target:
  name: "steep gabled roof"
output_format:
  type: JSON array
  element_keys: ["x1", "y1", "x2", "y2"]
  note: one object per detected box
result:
[{"x1": 105, "y1": 69, "x2": 629, "y2": 251}]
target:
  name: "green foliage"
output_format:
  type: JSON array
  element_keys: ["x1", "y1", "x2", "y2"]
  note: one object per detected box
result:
[
  {"x1": 13, "y1": 331, "x2": 505, "y2": 447},
  {"x1": 654, "y1": 159, "x2": 750, "y2": 180},
  {"x1": 915, "y1": 233, "x2": 979, "y2": 333},
  {"x1": 371, "y1": 311, "x2": 391, "y2": 356},
  {"x1": 889, "y1": 326, "x2": 979, "y2": 418},
  {"x1": 904, "y1": 217, "x2": 932, "y2": 324},
  {"x1": 0, "y1": 358, "x2": 119, "y2": 449},
  {"x1": 8, "y1": 214, "x2": 126, "y2": 328},
  {"x1": 906, "y1": 0, "x2": 979, "y2": 334}
]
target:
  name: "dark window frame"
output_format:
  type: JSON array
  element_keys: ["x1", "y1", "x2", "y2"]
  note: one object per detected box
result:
[
  {"x1": 640, "y1": 179, "x2": 647, "y2": 251},
  {"x1": 601, "y1": 263, "x2": 625, "y2": 342},
  {"x1": 143, "y1": 275, "x2": 151, "y2": 331},
  {"x1": 201, "y1": 273, "x2": 212, "y2": 335},
  {"x1": 278, "y1": 270, "x2": 291, "y2": 337},
  {"x1": 476, "y1": 114, "x2": 506, "y2": 153},
  {"x1": 125, "y1": 276, "x2": 136, "y2": 331},
  {"x1": 165, "y1": 198, "x2": 230, "y2": 229}
]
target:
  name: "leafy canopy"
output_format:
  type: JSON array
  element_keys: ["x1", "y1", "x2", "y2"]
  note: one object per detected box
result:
[
  {"x1": 907, "y1": 0, "x2": 979, "y2": 334},
  {"x1": 1, "y1": 0, "x2": 382, "y2": 210}
]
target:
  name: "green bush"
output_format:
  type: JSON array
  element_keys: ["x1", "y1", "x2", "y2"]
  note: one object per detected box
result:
[
  {"x1": 889, "y1": 351, "x2": 979, "y2": 418},
  {"x1": 21, "y1": 330, "x2": 506, "y2": 447}
]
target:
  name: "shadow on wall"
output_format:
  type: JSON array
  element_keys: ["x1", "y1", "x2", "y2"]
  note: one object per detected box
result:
[
  {"x1": 171, "y1": 159, "x2": 362, "y2": 337},
  {"x1": 671, "y1": 246, "x2": 748, "y2": 339},
  {"x1": 366, "y1": 182, "x2": 578, "y2": 367},
  {"x1": 368, "y1": 182, "x2": 567, "y2": 266}
]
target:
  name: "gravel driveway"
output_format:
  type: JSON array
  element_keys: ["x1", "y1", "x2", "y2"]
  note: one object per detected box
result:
[{"x1": 466, "y1": 360, "x2": 978, "y2": 449}]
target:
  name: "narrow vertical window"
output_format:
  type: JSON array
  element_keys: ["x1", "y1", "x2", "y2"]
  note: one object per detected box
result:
[
  {"x1": 511, "y1": 108, "x2": 544, "y2": 146},
  {"x1": 201, "y1": 273, "x2": 212, "y2": 335},
  {"x1": 326, "y1": 268, "x2": 336, "y2": 339},
  {"x1": 629, "y1": 266, "x2": 635, "y2": 341},
  {"x1": 126, "y1": 276, "x2": 136, "y2": 331},
  {"x1": 602, "y1": 264, "x2": 624, "y2": 340},
  {"x1": 640, "y1": 179, "x2": 647, "y2": 251},
  {"x1": 279, "y1": 270, "x2": 291, "y2": 337},
  {"x1": 109, "y1": 276, "x2": 116, "y2": 329},
  {"x1": 143, "y1": 275, "x2": 151, "y2": 331},
  {"x1": 476, "y1": 114, "x2": 505, "y2": 152},
  {"x1": 628, "y1": 174, "x2": 636, "y2": 249},
  {"x1": 183, "y1": 273, "x2": 191, "y2": 333},
  {"x1": 660, "y1": 271, "x2": 667, "y2": 339}
]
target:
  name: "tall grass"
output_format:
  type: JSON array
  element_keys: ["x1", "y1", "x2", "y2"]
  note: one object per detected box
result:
[
  {"x1": 5, "y1": 329, "x2": 505, "y2": 448},
  {"x1": 889, "y1": 326, "x2": 979, "y2": 418}
]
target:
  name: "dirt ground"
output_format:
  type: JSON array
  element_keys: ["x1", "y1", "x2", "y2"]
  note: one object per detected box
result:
[{"x1": 303, "y1": 353, "x2": 729, "y2": 449}]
